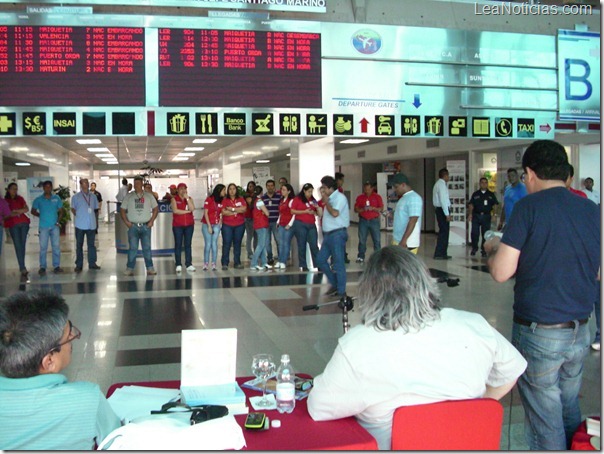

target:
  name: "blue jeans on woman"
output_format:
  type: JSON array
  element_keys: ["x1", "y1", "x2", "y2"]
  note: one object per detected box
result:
[
  {"x1": 512, "y1": 320, "x2": 590, "y2": 450},
  {"x1": 277, "y1": 225, "x2": 295, "y2": 265},
  {"x1": 39, "y1": 225, "x2": 61, "y2": 269},
  {"x1": 202, "y1": 223, "x2": 221, "y2": 264},
  {"x1": 293, "y1": 220, "x2": 319, "y2": 269},
  {"x1": 8, "y1": 223, "x2": 29, "y2": 272},
  {"x1": 173, "y1": 224, "x2": 194, "y2": 267},
  {"x1": 251, "y1": 228, "x2": 268, "y2": 267},
  {"x1": 221, "y1": 223, "x2": 245, "y2": 267}
]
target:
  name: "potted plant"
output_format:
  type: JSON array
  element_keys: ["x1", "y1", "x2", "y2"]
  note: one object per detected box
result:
[{"x1": 53, "y1": 185, "x2": 72, "y2": 235}]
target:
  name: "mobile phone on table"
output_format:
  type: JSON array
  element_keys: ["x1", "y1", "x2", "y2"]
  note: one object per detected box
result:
[{"x1": 245, "y1": 412, "x2": 266, "y2": 430}]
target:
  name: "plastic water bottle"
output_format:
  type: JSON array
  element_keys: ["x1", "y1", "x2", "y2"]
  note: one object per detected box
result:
[
  {"x1": 484, "y1": 230, "x2": 503, "y2": 241},
  {"x1": 276, "y1": 354, "x2": 296, "y2": 414}
]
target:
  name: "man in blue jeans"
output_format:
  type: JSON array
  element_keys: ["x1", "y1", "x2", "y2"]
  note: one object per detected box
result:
[
  {"x1": 262, "y1": 179, "x2": 281, "y2": 266},
  {"x1": 316, "y1": 175, "x2": 350, "y2": 298},
  {"x1": 120, "y1": 176, "x2": 159, "y2": 276},
  {"x1": 71, "y1": 178, "x2": 101, "y2": 273},
  {"x1": 354, "y1": 181, "x2": 383, "y2": 262},
  {"x1": 31, "y1": 181, "x2": 64, "y2": 275},
  {"x1": 486, "y1": 140, "x2": 600, "y2": 450}
]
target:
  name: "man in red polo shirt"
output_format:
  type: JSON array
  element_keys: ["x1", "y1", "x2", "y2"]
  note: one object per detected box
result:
[{"x1": 354, "y1": 182, "x2": 384, "y2": 263}]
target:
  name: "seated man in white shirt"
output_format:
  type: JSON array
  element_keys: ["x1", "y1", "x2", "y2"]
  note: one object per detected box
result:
[{"x1": 308, "y1": 246, "x2": 527, "y2": 450}]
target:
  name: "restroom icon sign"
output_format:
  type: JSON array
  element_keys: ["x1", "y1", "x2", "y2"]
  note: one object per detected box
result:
[{"x1": 280, "y1": 114, "x2": 300, "y2": 135}]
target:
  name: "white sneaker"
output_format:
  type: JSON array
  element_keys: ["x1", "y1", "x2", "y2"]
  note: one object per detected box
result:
[
  {"x1": 591, "y1": 341, "x2": 601, "y2": 351},
  {"x1": 176, "y1": 265, "x2": 182, "y2": 273},
  {"x1": 187, "y1": 265, "x2": 196, "y2": 272},
  {"x1": 255, "y1": 266, "x2": 265, "y2": 271},
  {"x1": 275, "y1": 262, "x2": 285, "y2": 269},
  {"x1": 264, "y1": 264, "x2": 273, "y2": 269}
]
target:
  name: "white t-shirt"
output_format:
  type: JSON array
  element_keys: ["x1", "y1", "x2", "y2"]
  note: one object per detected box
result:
[{"x1": 308, "y1": 308, "x2": 527, "y2": 450}]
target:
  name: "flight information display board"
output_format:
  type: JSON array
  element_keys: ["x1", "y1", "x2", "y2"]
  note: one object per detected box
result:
[
  {"x1": 0, "y1": 26, "x2": 145, "y2": 106},
  {"x1": 158, "y1": 28, "x2": 321, "y2": 108}
]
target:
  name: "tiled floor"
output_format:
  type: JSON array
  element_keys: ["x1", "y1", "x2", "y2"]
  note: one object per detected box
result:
[{"x1": 0, "y1": 221, "x2": 600, "y2": 450}]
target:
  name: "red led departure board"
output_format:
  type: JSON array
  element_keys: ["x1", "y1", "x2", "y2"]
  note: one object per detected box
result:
[
  {"x1": 0, "y1": 26, "x2": 145, "y2": 106},
  {"x1": 158, "y1": 28, "x2": 321, "y2": 108}
]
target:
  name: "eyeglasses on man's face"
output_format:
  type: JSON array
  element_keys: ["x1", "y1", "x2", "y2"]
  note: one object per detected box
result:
[{"x1": 52, "y1": 320, "x2": 81, "y2": 353}]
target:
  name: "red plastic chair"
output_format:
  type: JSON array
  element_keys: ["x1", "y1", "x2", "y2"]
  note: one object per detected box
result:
[{"x1": 391, "y1": 398, "x2": 503, "y2": 450}]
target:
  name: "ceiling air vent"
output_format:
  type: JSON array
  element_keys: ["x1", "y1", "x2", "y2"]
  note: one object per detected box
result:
[
  {"x1": 357, "y1": 150, "x2": 365, "y2": 158},
  {"x1": 387, "y1": 145, "x2": 397, "y2": 155},
  {"x1": 426, "y1": 139, "x2": 440, "y2": 148}
]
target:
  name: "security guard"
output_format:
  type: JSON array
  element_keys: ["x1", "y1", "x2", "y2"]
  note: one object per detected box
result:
[{"x1": 467, "y1": 177, "x2": 498, "y2": 257}]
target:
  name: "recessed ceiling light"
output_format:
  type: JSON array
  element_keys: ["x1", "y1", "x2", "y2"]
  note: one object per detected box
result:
[
  {"x1": 27, "y1": 153, "x2": 44, "y2": 157},
  {"x1": 229, "y1": 155, "x2": 243, "y2": 160},
  {"x1": 178, "y1": 153, "x2": 196, "y2": 157},
  {"x1": 15, "y1": 162, "x2": 31, "y2": 166},
  {"x1": 256, "y1": 159, "x2": 270, "y2": 163},
  {"x1": 242, "y1": 151, "x2": 260, "y2": 156},
  {"x1": 96, "y1": 154, "x2": 114, "y2": 158},
  {"x1": 286, "y1": 153, "x2": 291, "y2": 157},
  {"x1": 339, "y1": 139, "x2": 369, "y2": 144},
  {"x1": 87, "y1": 147, "x2": 110, "y2": 152},
  {"x1": 179, "y1": 174, "x2": 189, "y2": 178},
  {"x1": 183, "y1": 147, "x2": 205, "y2": 151},
  {"x1": 261, "y1": 146, "x2": 279, "y2": 151},
  {"x1": 77, "y1": 139, "x2": 102, "y2": 145},
  {"x1": 106, "y1": 161, "x2": 119, "y2": 165},
  {"x1": 100, "y1": 175, "x2": 110, "y2": 180},
  {"x1": 193, "y1": 138, "x2": 217, "y2": 144},
  {"x1": 173, "y1": 157, "x2": 189, "y2": 161},
  {"x1": 43, "y1": 158, "x2": 57, "y2": 162},
  {"x1": 9, "y1": 146, "x2": 28, "y2": 152}
]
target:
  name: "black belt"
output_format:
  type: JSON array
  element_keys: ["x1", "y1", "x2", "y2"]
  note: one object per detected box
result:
[
  {"x1": 134, "y1": 222, "x2": 149, "y2": 227},
  {"x1": 324, "y1": 227, "x2": 346, "y2": 235},
  {"x1": 514, "y1": 315, "x2": 588, "y2": 329}
]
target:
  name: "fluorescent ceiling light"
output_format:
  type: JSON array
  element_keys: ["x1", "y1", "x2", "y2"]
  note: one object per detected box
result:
[
  {"x1": 179, "y1": 174, "x2": 189, "y2": 178},
  {"x1": 193, "y1": 138, "x2": 217, "y2": 144},
  {"x1": 261, "y1": 146, "x2": 279, "y2": 151},
  {"x1": 96, "y1": 154, "x2": 114, "y2": 158},
  {"x1": 106, "y1": 161, "x2": 119, "y2": 165},
  {"x1": 101, "y1": 157, "x2": 117, "y2": 161},
  {"x1": 229, "y1": 155, "x2": 243, "y2": 160},
  {"x1": 242, "y1": 151, "x2": 260, "y2": 155},
  {"x1": 9, "y1": 146, "x2": 28, "y2": 152},
  {"x1": 183, "y1": 147, "x2": 205, "y2": 151},
  {"x1": 77, "y1": 139, "x2": 102, "y2": 145},
  {"x1": 15, "y1": 162, "x2": 31, "y2": 166},
  {"x1": 27, "y1": 153, "x2": 44, "y2": 157},
  {"x1": 178, "y1": 153, "x2": 196, "y2": 157},
  {"x1": 286, "y1": 153, "x2": 291, "y2": 157},
  {"x1": 87, "y1": 147, "x2": 110, "y2": 152},
  {"x1": 173, "y1": 157, "x2": 189, "y2": 161},
  {"x1": 256, "y1": 159, "x2": 270, "y2": 163},
  {"x1": 43, "y1": 158, "x2": 58, "y2": 162},
  {"x1": 339, "y1": 139, "x2": 369, "y2": 144},
  {"x1": 100, "y1": 175, "x2": 110, "y2": 180}
]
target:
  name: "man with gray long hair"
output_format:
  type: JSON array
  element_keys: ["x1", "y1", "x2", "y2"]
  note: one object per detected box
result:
[
  {"x1": 0, "y1": 291, "x2": 120, "y2": 450},
  {"x1": 308, "y1": 246, "x2": 526, "y2": 450}
]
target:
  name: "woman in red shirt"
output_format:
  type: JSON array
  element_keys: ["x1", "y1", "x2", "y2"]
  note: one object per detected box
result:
[
  {"x1": 291, "y1": 183, "x2": 322, "y2": 272},
  {"x1": 275, "y1": 184, "x2": 295, "y2": 270},
  {"x1": 170, "y1": 182, "x2": 196, "y2": 273},
  {"x1": 250, "y1": 185, "x2": 271, "y2": 271},
  {"x1": 201, "y1": 184, "x2": 226, "y2": 271},
  {"x1": 244, "y1": 180, "x2": 257, "y2": 260},
  {"x1": 220, "y1": 183, "x2": 247, "y2": 270},
  {"x1": 4, "y1": 182, "x2": 31, "y2": 276}
]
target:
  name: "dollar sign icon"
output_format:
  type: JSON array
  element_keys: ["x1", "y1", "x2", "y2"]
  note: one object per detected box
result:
[{"x1": 25, "y1": 117, "x2": 32, "y2": 129}]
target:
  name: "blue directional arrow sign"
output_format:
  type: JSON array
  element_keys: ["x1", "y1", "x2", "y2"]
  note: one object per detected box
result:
[{"x1": 412, "y1": 94, "x2": 422, "y2": 109}]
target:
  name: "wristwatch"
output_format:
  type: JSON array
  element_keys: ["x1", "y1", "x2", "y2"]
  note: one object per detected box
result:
[{"x1": 231, "y1": 207, "x2": 235, "y2": 212}]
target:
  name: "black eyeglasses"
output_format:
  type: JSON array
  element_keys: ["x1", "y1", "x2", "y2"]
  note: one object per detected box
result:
[{"x1": 51, "y1": 320, "x2": 81, "y2": 353}]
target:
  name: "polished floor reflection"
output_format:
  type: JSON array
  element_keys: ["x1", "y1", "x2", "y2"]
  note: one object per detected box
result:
[{"x1": 0, "y1": 222, "x2": 600, "y2": 450}]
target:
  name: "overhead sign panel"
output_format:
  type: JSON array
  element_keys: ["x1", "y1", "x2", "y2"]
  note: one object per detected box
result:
[
  {"x1": 0, "y1": 25, "x2": 145, "y2": 106},
  {"x1": 557, "y1": 30, "x2": 600, "y2": 121},
  {"x1": 158, "y1": 28, "x2": 321, "y2": 108}
]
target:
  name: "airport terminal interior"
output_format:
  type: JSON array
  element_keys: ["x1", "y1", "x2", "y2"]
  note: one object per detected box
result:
[{"x1": 0, "y1": 0, "x2": 601, "y2": 450}]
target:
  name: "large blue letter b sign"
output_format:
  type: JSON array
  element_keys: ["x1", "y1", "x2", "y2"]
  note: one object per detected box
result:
[{"x1": 565, "y1": 59, "x2": 592, "y2": 101}]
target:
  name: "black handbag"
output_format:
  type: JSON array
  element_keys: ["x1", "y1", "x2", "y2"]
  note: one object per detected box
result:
[{"x1": 150, "y1": 401, "x2": 229, "y2": 425}]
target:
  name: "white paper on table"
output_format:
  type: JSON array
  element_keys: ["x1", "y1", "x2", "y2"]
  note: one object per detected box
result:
[
  {"x1": 107, "y1": 385, "x2": 181, "y2": 423},
  {"x1": 181, "y1": 328, "x2": 237, "y2": 386},
  {"x1": 249, "y1": 393, "x2": 277, "y2": 411}
]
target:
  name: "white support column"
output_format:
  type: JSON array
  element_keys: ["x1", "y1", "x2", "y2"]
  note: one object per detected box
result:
[{"x1": 222, "y1": 162, "x2": 242, "y2": 189}]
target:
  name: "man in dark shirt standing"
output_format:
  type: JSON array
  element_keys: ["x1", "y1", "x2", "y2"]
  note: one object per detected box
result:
[
  {"x1": 467, "y1": 177, "x2": 498, "y2": 257},
  {"x1": 486, "y1": 140, "x2": 600, "y2": 450},
  {"x1": 90, "y1": 182, "x2": 103, "y2": 234},
  {"x1": 261, "y1": 179, "x2": 281, "y2": 266}
]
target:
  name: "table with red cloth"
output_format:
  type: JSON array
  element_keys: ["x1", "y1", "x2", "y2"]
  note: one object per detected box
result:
[
  {"x1": 106, "y1": 376, "x2": 378, "y2": 451},
  {"x1": 571, "y1": 417, "x2": 600, "y2": 451}
]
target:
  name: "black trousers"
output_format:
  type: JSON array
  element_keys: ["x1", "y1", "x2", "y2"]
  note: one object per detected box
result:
[
  {"x1": 434, "y1": 207, "x2": 450, "y2": 258},
  {"x1": 471, "y1": 213, "x2": 491, "y2": 252}
]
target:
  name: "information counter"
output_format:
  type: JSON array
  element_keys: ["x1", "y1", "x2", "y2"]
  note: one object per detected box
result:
[{"x1": 115, "y1": 201, "x2": 174, "y2": 255}]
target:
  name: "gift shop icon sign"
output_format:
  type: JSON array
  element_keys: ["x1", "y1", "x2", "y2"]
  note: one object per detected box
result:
[{"x1": 335, "y1": 116, "x2": 352, "y2": 133}]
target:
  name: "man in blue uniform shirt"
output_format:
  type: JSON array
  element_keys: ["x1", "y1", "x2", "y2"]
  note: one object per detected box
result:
[
  {"x1": 486, "y1": 140, "x2": 600, "y2": 450},
  {"x1": 316, "y1": 175, "x2": 350, "y2": 297},
  {"x1": 71, "y1": 178, "x2": 101, "y2": 272},
  {"x1": 467, "y1": 177, "x2": 499, "y2": 257},
  {"x1": 498, "y1": 168, "x2": 527, "y2": 230}
]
